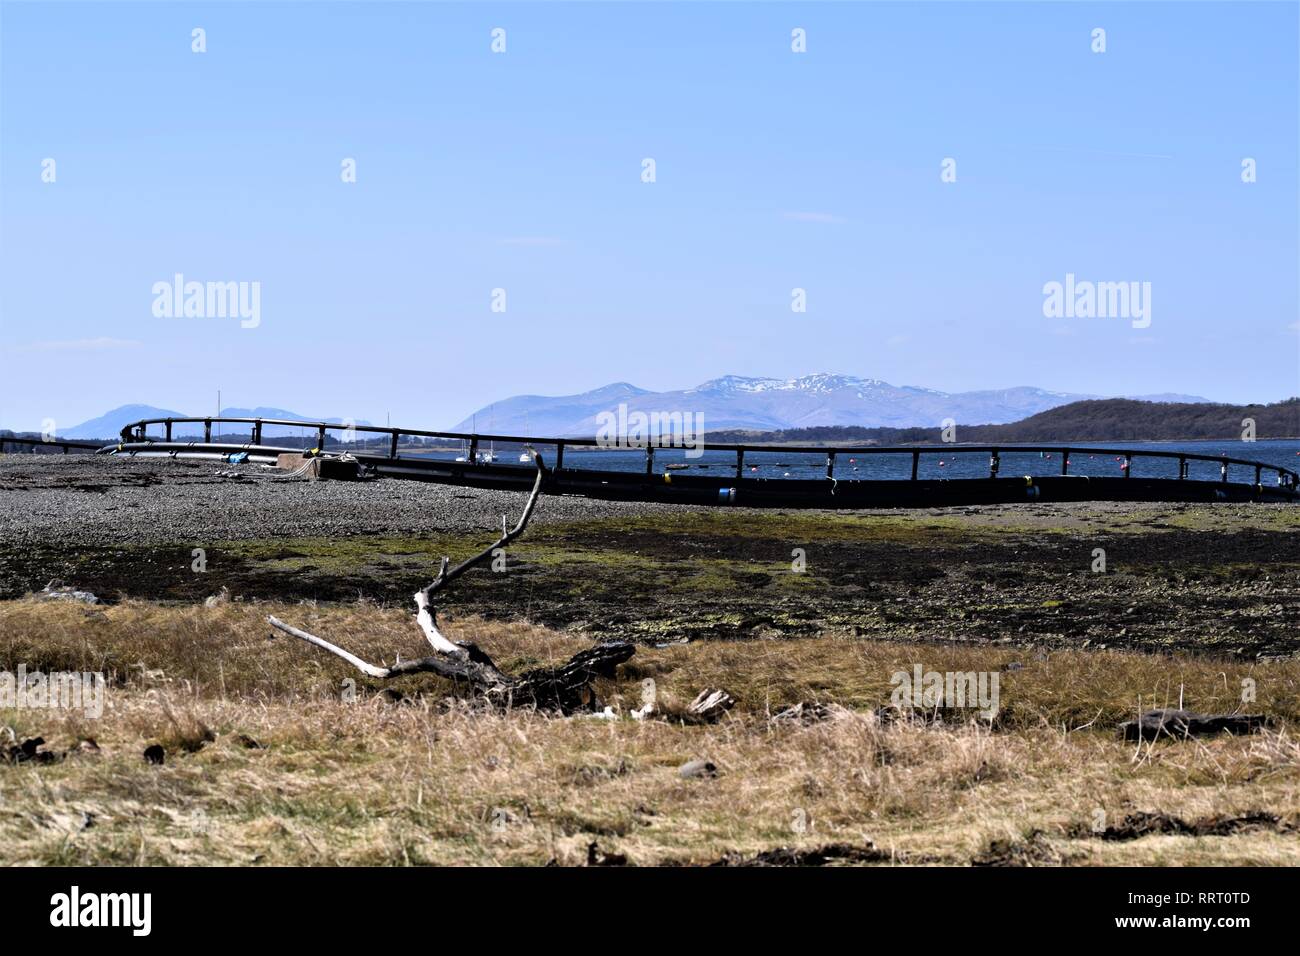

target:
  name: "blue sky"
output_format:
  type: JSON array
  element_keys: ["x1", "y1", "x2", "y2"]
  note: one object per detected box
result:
[{"x1": 1, "y1": 1, "x2": 1297, "y2": 431}]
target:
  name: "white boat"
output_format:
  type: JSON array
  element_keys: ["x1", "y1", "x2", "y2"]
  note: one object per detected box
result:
[
  {"x1": 475, "y1": 413, "x2": 497, "y2": 462},
  {"x1": 517, "y1": 412, "x2": 532, "y2": 462}
]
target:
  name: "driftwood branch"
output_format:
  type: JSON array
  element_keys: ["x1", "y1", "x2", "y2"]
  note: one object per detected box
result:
[
  {"x1": 267, "y1": 615, "x2": 391, "y2": 679},
  {"x1": 423, "y1": 459, "x2": 547, "y2": 598},
  {"x1": 267, "y1": 450, "x2": 636, "y2": 713},
  {"x1": 414, "y1": 457, "x2": 548, "y2": 658}
]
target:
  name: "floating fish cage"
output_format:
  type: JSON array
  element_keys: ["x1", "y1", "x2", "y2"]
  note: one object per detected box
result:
[{"x1": 105, "y1": 417, "x2": 1300, "y2": 509}]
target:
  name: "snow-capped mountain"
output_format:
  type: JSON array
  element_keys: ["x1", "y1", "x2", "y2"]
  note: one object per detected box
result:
[
  {"x1": 687, "y1": 373, "x2": 894, "y2": 395},
  {"x1": 449, "y1": 374, "x2": 1212, "y2": 436}
]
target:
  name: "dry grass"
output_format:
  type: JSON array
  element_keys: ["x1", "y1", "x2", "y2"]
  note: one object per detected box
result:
[{"x1": 1, "y1": 597, "x2": 1298, "y2": 865}]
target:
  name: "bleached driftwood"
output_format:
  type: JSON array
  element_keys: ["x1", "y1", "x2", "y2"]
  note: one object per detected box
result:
[
  {"x1": 268, "y1": 451, "x2": 634, "y2": 713},
  {"x1": 686, "y1": 688, "x2": 736, "y2": 723}
]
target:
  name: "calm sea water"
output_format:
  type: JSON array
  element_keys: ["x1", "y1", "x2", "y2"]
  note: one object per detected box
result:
[{"x1": 406, "y1": 439, "x2": 1300, "y2": 485}]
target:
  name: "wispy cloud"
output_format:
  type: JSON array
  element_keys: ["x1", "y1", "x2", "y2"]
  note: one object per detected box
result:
[
  {"x1": 497, "y1": 236, "x2": 567, "y2": 247},
  {"x1": 782, "y1": 211, "x2": 847, "y2": 224},
  {"x1": 1030, "y1": 145, "x2": 1175, "y2": 161},
  {"x1": 13, "y1": 337, "x2": 142, "y2": 353}
]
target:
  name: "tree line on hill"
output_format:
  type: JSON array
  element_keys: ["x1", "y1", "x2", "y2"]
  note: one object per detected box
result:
[{"x1": 706, "y1": 398, "x2": 1300, "y2": 444}]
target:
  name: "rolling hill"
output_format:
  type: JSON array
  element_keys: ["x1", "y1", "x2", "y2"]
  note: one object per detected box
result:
[{"x1": 60, "y1": 405, "x2": 370, "y2": 440}]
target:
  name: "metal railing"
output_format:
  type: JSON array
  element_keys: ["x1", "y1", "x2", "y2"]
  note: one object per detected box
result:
[{"x1": 114, "y1": 416, "x2": 1299, "y2": 489}]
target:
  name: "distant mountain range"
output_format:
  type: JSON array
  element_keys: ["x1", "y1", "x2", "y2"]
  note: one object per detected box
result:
[
  {"x1": 44, "y1": 378, "x2": 1216, "y2": 440},
  {"x1": 450, "y1": 374, "x2": 1212, "y2": 436},
  {"x1": 59, "y1": 405, "x2": 370, "y2": 440}
]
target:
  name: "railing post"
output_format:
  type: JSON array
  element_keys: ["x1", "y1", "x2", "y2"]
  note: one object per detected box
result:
[
  {"x1": 389, "y1": 432, "x2": 399, "y2": 459},
  {"x1": 468, "y1": 438, "x2": 478, "y2": 463},
  {"x1": 252, "y1": 420, "x2": 262, "y2": 445},
  {"x1": 1123, "y1": 454, "x2": 1131, "y2": 477},
  {"x1": 825, "y1": 451, "x2": 835, "y2": 479},
  {"x1": 735, "y1": 449, "x2": 744, "y2": 479},
  {"x1": 1220, "y1": 459, "x2": 1228, "y2": 483},
  {"x1": 204, "y1": 419, "x2": 212, "y2": 443},
  {"x1": 1061, "y1": 449, "x2": 1069, "y2": 476},
  {"x1": 165, "y1": 420, "x2": 173, "y2": 441},
  {"x1": 645, "y1": 444, "x2": 654, "y2": 475},
  {"x1": 1178, "y1": 456, "x2": 1187, "y2": 479},
  {"x1": 317, "y1": 425, "x2": 327, "y2": 451},
  {"x1": 1255, "y1": 464, "x2": 1262, "y2": 486},
  {"x1": 989, "y1": 450, "x2": 999, "y2": 478},
  {"x1": 911, "y1": 450, "x2": 920, "y2": 480},
  {"x1": 556, "y1": 442, "x2": 565, "y2": 470}
]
